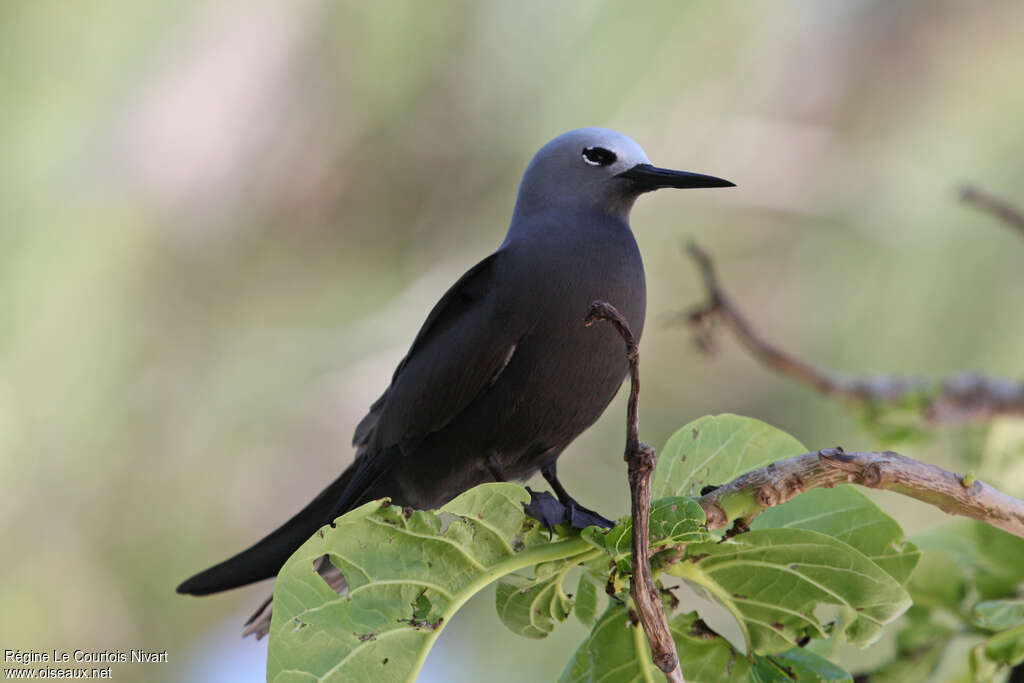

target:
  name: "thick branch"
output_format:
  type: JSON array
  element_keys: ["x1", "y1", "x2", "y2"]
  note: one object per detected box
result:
[
  {"x1": 697, "y1": 447, "x2": 1024, "y2": 539},
  {"x1": 960, "y1": 185, "x2": 1024, "y2": 238},
  {"x1": 586, "y1": 302, "x2": 683, "y2": 682},
  {"x1": 684, "y1": 242, "x2": 1024, "y2": 422}
]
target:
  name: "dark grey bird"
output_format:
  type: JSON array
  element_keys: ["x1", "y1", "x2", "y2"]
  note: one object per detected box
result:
[{"x1": 177, "y1": 128, "x2": 733, "y2": 631}]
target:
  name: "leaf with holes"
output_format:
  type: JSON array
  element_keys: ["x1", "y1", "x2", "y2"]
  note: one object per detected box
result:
[
  {"x1": 266, "y1": 483, "x2": 596, "y2": 682},
  {"x1": 653, "y1": 414, "x2": 807, "y2": 499},
  {"x1": 671, "y1": 528, "x2": 912, "y2": 655}
]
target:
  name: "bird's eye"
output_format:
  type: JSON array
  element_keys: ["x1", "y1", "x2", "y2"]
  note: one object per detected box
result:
[{"x1": 582, "y1": 146, "x2": 617, "y2": 166}]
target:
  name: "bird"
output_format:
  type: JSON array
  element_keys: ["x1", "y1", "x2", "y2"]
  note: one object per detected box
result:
[{"x1": 176, "y1": 127, "x2": 733, "y2": 634}]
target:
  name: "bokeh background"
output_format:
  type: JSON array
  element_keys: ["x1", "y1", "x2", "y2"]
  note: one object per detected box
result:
[{"x1": 2, "y1": 1, "x2": 1023, "y2": 681}]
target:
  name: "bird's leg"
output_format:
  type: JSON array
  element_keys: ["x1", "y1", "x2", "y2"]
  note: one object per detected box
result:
[{"x1": 540, "y1": 463, "x2": 615, "y2": 529}]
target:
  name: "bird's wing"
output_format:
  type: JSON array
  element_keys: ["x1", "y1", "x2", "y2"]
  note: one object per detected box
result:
[{"x1": 353, "y1": 249, "x2": 518, "y2": 454}]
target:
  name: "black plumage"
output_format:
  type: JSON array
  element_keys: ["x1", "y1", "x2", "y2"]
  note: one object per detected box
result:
[{"x1": 177, "y1": 127, "x2": 732, "y2": 605}]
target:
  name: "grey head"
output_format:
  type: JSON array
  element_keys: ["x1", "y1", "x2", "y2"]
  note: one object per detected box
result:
[{"x1": 511, "y1": 127, "x2": 733, "y2": 222}]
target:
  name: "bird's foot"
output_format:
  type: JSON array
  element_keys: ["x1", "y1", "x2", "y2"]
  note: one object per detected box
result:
[
  {"x1": 523, "y1": 488, "x2": 615, "y2": 533},
  {"x1": 565, "y1": 500, "x2": 615, "y2": 530},
  {"x1": 523, "y1": 488, "x2": 565, "y2": 534}
]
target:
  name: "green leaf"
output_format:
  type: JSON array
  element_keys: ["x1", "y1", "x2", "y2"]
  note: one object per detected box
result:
[
  {"x1": 914, "y1": 520, "x2": 1024, "y2": 600},
  {"x1": 867, "y1": 598, "x2": 958, "y2": 682},
  {"x1": 560, "y1": 605, "x2": 754, "y2": 683},
  {"x1": 753, "y1": 485, "x2": 920, "y2": 584},
  {"x1": 856, "y1": 396, "x2": 933, "y2": 446},
  {"x1": 266, "y1": 483, "x2": 595, "y2": 683},
  {"x1": 672, "y1": 528, "x2": 912, "y2": 654},
  {"x1": 496, "y1": 558, "x2": 576, "y2": 639},
  {"x1": 896, "y1": 606, "x2": 958, "y2": 653},
  {"x1": 559, "y1": 602, "x2": 658, "y2": 683},
  {"x1": 982, "y1": 623, "x2": 1024, "y2": 666},
  {"x1": 653, "y1": 414, "x2": 807, "y2": 499},
  {"x1": 906, "y1": 550, "x2": 968, "y2": 610},
  {"x1": 979, "y1": 418, "x2": 1024, "y2": 498},
  {"x1": 574, "y1": 574, "x2": 601, "y2": 629},
  {"x1": 971, "y1": 523, "x2": 1024, "y2": 597},
  {"x1": 867, "y1": 643, "x2": 945, "y2": 683},
  {"x1": 582, "y1": 497, "x2": 711, "y2": 573},
  {"x1": 562, "y1": 606, "x2": 852, "y2": 683},
  {"x1": 670, "y1": 612, "x2": 753, "y2": 683},
  {"x1": 752, "y1": 648, "x2": 852, "y2": 682},
  {"x1": 972, "y1": 623, "x2": 1024, "y2": 680},
  {"x1": 972, "y1": 599, "x2": 1024, "y2": 632}
]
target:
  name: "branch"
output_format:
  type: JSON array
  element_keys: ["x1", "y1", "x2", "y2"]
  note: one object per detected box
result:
[
  {"x1": 960, "y1": 185, "x2": 1024, "y2": 238},
  {"x1": 683, "y1": 242, "x2": 1024, "y2": 422},
  {"x1": 697, "y1": 447, "x2": 1024, "y2": 539},
  {"x1": 586, "y1": 302, "x2": 684, "y2": 683}
]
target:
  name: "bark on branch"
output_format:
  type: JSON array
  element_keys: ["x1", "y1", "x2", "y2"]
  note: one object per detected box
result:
[
  {"x1": 683, "y1": 242, "x2": 1024, "y2": 422},
  {"x1": 696, "y1": 447, "x2": 1024, "y2": 539},
  {"x1": 586, "y1": 301, "x2": 684, "y2": 683},
  {"x1": 960, "y1": 184, "x2": 1024, "y2": 238}
]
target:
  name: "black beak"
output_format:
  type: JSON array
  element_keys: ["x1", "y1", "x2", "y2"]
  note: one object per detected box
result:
[{"x1": 616, "y1": 163, "x2": 734, "y2": 190}]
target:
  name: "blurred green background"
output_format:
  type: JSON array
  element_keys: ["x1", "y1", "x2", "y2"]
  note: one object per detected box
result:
[{"x1": 2, "y1": 1, "x2": 1022, "y2": 681}]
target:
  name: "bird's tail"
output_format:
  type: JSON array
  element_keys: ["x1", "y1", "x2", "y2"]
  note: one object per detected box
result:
[{"x1": 177, "y1": 455, "x2": 376, "y2": 596}]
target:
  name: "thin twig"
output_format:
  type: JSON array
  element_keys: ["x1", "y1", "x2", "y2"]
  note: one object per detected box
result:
[
  {"x1": 960, "y1": 185, "x2": 1024, "y2": 238},
  {"x1": 586, "y1": 301, "x2": 684, "y2": 683},
  {"x1": 683, "y1": 242, "x2": 1024, "y2": 422},
  {"x1": 696, "y1": 447, "x2": 1024, "y2": 538}
]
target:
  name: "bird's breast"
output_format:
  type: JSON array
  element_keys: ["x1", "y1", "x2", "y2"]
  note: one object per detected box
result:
[
  {"x1": 502, "y1": 219, "x2": 646, "y2": 340},
  {"x1": 486, "y1": 219, "x2": 646, "y2": 457}
]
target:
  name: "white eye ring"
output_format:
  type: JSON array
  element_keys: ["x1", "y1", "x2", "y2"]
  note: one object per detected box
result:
[{"x1": 582, "y1": 146, "x2": 617, "y2": 166}]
